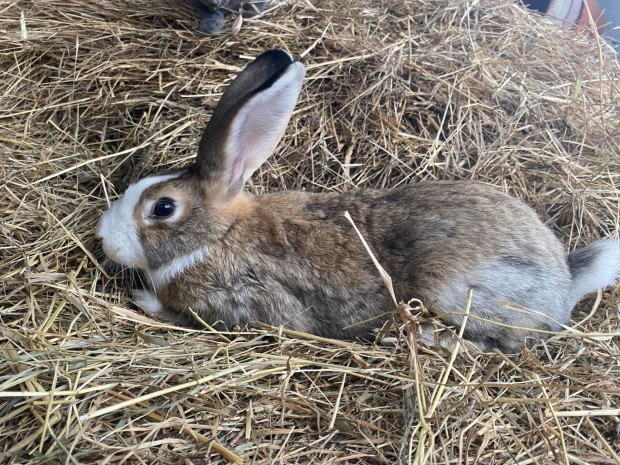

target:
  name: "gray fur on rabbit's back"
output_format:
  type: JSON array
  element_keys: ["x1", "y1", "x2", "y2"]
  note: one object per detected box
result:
[{"x1": 158, "y1": 181, "x2": 572, "y2": 352}]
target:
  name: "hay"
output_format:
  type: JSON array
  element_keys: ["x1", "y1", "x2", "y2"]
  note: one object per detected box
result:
[{"x1": 1, "y1": 0, "x2": 620, "y2": 463}]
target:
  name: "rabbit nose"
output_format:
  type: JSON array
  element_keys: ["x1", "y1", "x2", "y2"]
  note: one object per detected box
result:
[
  {"x1": 96, "y1": 201, "x2": 117, "y2": 239},
  {"x1": 95, "y1": 215, "x2": 104, "y2": 239},
  {"x1": 95, "y1": 208, "x2": 111, "y2": 240}
]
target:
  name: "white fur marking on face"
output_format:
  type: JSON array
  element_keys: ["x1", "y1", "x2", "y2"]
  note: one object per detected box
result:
[
  {"x1": 95, "y1": 173, "x2": 180, "y2": 269},
  {"x1": 147, "y1": 245, "x2": 210, "y2": 289},
  {"x1": 132, "y1": 289, "x2": 164, "y2": 317}
]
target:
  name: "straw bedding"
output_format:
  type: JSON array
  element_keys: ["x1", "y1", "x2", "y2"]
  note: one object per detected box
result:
[{"x1": 1, "y1": 0, "x2": 620, "y2": 463}]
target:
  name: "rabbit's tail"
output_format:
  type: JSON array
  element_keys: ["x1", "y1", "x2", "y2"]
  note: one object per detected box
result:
[{"x1": 568, "y1": 239, "x2": 620, "y2": 304}]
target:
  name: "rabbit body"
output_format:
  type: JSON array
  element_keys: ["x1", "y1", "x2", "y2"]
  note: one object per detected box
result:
[
  {"x1": 96, "y1": 50, "x2": 620, "y2": 352},
  {"x1": 148, "y1": 181, "x2": 574, "y2": 352}
]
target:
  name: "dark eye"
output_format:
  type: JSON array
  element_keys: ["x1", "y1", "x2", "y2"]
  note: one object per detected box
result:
[{"x1": 153, "y1": 199, "x2": 175, "y2": 218}]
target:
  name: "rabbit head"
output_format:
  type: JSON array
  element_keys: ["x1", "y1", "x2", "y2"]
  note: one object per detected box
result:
[{"x1": 95, "y1": 49, "x2": 306, "y2": 276}]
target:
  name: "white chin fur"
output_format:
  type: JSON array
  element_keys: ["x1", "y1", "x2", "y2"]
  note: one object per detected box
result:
[{"x1": 95, "y1": 174, "x2": 180, "y2": 269}]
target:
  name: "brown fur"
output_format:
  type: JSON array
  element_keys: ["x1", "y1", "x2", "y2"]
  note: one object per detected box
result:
[
  {"x1": 98, "y1": 50, "x2": 618, "y2": 353},
  {"x1": 142, "y1": 180, "x2": 571, "y2": 352}
]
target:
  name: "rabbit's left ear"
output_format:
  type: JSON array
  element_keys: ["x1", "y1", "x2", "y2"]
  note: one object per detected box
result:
[{"x1": 195, "y1": 49, "x2": 306, "y2": 205}]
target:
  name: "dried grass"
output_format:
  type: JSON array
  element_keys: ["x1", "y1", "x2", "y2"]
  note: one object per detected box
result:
[{"x1": 1, "y1": 0, "x2": 620, "y2": 463}]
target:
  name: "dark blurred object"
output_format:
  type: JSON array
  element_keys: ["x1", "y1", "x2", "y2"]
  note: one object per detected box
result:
[{"x1": 192, "y1": 0, "x2": 269, "y2": 34}]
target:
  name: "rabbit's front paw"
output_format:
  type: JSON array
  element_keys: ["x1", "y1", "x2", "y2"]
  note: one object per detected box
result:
[{"x1": 131, "y1": 289, "x2": 164, "y2": 317}]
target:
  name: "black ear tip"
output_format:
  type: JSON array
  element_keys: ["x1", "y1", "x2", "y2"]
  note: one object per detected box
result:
[
  {"x1": 254, "y1": 49, "x2": 295, "y2": 67},
  {"x1": 239, "y1": 49, "x2": 297, "y2": 89}
]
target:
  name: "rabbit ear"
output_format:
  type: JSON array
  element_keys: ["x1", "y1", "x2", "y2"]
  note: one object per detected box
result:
[{"x1": 195, "y1": 49, "x2": 306, "y2": 204}]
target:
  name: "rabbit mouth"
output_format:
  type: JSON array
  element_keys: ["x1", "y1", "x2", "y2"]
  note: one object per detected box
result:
[
  {"x1": 99, "y1": 237, "x2": 148, "y2": 270},
  {"x1": 93, "y1": 243, "x2": 125, "y2": 274},
  {"x1": 93, "y1": 243, "x2": 151, "y2": 297}
]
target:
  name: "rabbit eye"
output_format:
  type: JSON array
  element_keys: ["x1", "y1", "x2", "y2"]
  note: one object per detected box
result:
[{"x1": 153, "y1": 198, "x2": 175, "y2": 218}]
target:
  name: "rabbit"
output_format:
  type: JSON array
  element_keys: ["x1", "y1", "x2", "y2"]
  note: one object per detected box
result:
[
  {"x1": 95, "y1": 49, "x2": 620, "y2": 353},
  {"x1": 191, "y1": 0, "x2": 269, "y2": 34}
]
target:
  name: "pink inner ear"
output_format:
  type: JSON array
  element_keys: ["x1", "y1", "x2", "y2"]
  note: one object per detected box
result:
[
  {"x1": 229, "y1": 153, "x2": 244, "y2": 184},
  {"x1": 219, "y1": 61, "x2": 305, "y2": 191}
]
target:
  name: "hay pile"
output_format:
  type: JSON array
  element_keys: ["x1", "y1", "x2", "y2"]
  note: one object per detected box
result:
[{"x1": 2, "y1": 0, "x2": 620, "y2": 463}]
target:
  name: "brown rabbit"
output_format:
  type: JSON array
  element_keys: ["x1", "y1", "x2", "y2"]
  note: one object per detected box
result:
[{"x1": 96, "y1": 49, "x2": 620, "y2": 352}]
